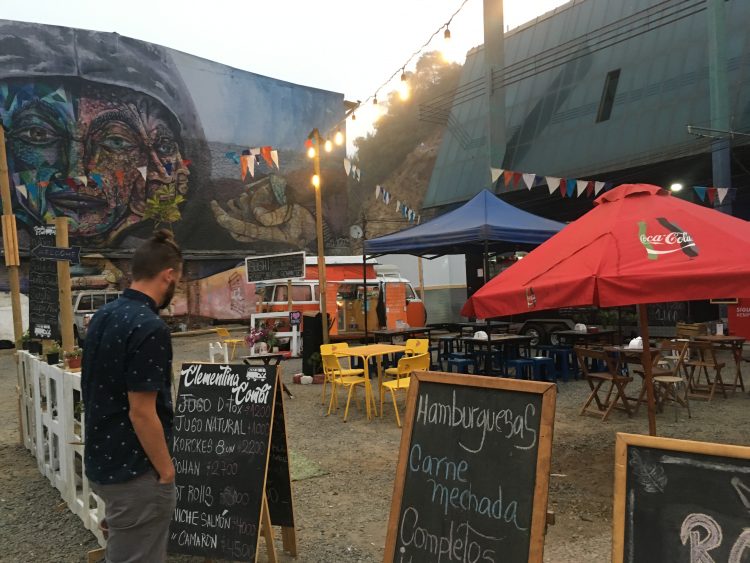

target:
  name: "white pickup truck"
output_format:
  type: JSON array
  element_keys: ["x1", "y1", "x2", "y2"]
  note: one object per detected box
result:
[{"x1": 72, "y1": 289, "x2": 122, "y2": 343}]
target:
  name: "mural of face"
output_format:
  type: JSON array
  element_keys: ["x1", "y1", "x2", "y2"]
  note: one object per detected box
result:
[{"x1": 1, "y1": 80, "x2": 189, "y2": 243}]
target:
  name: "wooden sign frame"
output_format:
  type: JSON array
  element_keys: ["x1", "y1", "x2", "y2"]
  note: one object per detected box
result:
[
  {"x1": 612, "y1": 432, "x2": 750, "y2": 563},
  {"x1": 384, "y1": 371, "x2": 556, "y2": 563}
]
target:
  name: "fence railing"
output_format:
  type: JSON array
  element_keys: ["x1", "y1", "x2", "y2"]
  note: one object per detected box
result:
[{"x1": 17, "y1": 351, "x2": 105, "y2": 547}]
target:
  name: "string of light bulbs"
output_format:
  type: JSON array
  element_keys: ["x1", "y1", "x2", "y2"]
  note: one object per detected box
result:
[{"x1": 310, "y1": 0, "x2": 473, "y2": 150}]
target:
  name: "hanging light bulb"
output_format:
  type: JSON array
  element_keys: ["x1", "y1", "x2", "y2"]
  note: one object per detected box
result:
[
  {"x1": 324, "y1": 139, "x2": 333, "y2": 153},
  {"x1": 351, "y1": 113, "x2": 356, "y2": 121},
  {"x1": 373, "y1": 94, "x2": 378, "y2": 106},
  {"x1": 307, "y1": 146, "x2": 316, "y2": 159},
  {"x1": 444, "y1": 26, "x2": 451, "y2": 41},
  {"x1": 398, "y1": 70, "x2": 410, "y2": 101},
  {"x1": 311, "y1": 174, "x2": 320, "y2": 188},
  {"x1": 442, "y1": 25, "x2": 454, "y2": 62},
  {"x1": 334, "y1": 129, "x2": 344, "y2": 146}
]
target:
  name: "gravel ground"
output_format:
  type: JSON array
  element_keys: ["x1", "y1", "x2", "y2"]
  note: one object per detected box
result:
[{"x1": 1, "y1": 334, "x2": 749, "y2": 562}]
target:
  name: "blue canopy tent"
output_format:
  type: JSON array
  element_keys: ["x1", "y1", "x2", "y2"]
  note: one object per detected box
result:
[{"x1": 364, "y1": 189, "x2": 565, "y2": 259}]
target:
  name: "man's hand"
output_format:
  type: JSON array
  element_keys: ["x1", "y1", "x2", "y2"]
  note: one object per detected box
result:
[{"x1": 128, "y1": 391, "x2": 174, "y2": 483}]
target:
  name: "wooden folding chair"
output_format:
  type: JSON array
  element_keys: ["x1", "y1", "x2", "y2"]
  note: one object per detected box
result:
[
  {"x1": 633, "y1": 340, "x2": 689, "y2": 417},
  {"x1": 575, "y1": 346, "x2": 633, "y2": 421},
  {"x1": 684, "y1": 340, "x2": 726, "y2": 401}
]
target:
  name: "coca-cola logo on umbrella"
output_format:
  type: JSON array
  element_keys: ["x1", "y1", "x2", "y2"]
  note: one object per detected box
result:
[{"x1": 638, "y1": 218, "x2": 699, "y2": 260}]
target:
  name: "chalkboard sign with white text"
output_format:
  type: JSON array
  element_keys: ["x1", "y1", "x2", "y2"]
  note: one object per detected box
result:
[
  {"x1": 29, "y1": 225, "x2": 59, "y2": 340},
  {"x1": 613, "y1": 433, "x2": 750, "y2": 563},
  {"x1": 385, "y1": 372, "x2": 556, "y2": 563},
  {"x1": 168, "y1": 363, "x2": 278, "y2": 561},
  {"x1": 245, "y1": 251, "x2": 305, "y2": 284}
]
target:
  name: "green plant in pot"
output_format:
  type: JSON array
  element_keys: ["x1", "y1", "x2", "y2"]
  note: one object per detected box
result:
[
  {"x1": 64, "y1": 347, "x2": 83, "y2": 369},
  {"x1": 46, "y1": 341, "x2": 62, "y2": 365}
]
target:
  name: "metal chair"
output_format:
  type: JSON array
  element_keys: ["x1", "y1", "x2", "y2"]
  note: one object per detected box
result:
[{"x1": 214, "y1": 327, "x2": 244, "y2": 359}]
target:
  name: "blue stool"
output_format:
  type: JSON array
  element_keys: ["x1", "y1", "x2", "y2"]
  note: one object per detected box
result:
[
  {"x1": 446, "y1": 354, "x2": 476, "y2": 374},
  {"x1": 505, "y1": 357, "x2": 534, "y2": 379},
  {"x1": 535, "y1": 344, "x2": 555, "y2": 357},
  {"x1": 550, "y1": 347, "x2": 576, "y2": 382},
  {"x1": 531, "y1": 356, "x2": 556, "y2": 382}
]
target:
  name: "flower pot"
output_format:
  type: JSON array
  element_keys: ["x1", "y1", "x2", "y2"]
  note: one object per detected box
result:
[
  {"x1": 28, "y1": 341, "x2": 42, "y2": 355},
  {"x1": 67, "y1": 357, "x2": 82, "y2": 369},
  {"x1": 46, "y1": 352, "x2": 60, "y2": 365},
  {"x1": 256, "y1": 342, "x2": 268, "y2": 355},
  {"x1": 272, "y1": 346, "x2": 280, "y2": 353}
]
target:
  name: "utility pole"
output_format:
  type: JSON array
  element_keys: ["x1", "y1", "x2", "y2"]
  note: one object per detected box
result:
[
  {"x1": 309, "y1": 129, "x2": 330, "y2": 344},
  {"x1": 484, "y1": 0, "x2": 506, "y2": 184},
  {"x1": 0, "y1": 126, "x2": 23, "y2": 348},
  {"x1": 707, "y1": 0, "x2": 731, "y2": 214}
]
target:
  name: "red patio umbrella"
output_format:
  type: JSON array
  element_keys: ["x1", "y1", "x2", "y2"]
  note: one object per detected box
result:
[{"x1": 462, "y1": 184, "x2": 750, "y2": 435}]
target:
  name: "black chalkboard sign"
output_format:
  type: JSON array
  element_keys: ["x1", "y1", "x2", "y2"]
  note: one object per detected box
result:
[
  {"x1": 29, "y1": 225, "x2": 59, "y2": 340},
  {"x1": 265, "y1": 380, "x2": 295, "y2": 529},
  {"x1": 245, "y1": 251, "x2": 305, "y2": 284},
  {"x1": 168, "y1": 363, "x2": 278, "y2": 561},
  {"x1": 385, "y1": 372, "x2": 557, "y2": 563},
  {"x1": 613, "y1": 433, "x2": 750, "y2": 563}
]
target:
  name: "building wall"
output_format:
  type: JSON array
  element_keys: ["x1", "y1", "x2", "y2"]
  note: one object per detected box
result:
[{"x1": 0, "y1": 19, "x2": 349, "y2": 255}]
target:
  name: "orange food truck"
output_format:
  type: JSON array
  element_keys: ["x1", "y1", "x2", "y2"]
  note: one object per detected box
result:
[{"x1": 181, "y1": 256, "x2": 426, "y2": 334}]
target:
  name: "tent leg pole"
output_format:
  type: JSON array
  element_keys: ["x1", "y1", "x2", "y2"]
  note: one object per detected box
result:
[{"x1": 638, "y1": 304, "x2": 657, "y2": 436}]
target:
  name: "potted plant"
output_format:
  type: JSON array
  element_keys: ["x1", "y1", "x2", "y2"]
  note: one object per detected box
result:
[
  {"x1": 46, "y1": 341, "x2": 61, "y2": 365},
  {"x1": 64, "y1": 347, "x2": 83, "y2": 370}
]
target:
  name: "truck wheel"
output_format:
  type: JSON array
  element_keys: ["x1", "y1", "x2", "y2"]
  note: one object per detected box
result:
[
  {"x1": 521, "y1": 324, "x2": 547, "y2": 347},
  {"x1": 549, "y1": 324, "x2": 568, "y2": 346}
]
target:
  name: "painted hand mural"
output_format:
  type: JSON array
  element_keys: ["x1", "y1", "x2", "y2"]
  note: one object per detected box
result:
[{"x1": 210, "y1": 174, "x2": 317, "y2": 249}]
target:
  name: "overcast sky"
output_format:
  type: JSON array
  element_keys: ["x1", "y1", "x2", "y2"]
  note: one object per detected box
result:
[{"x1": 2, "y1": 0, "x2": 568, "y2": 151}]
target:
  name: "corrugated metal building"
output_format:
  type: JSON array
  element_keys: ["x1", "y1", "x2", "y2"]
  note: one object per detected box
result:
[{"x1": 423, "y1": 0, "x2": 750, "y2": 220}]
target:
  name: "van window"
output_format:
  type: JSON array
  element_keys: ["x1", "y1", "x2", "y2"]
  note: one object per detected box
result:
[
  {"x1": 91, "y1": 294, "x2": 107, "y2": 310},
  {"x1": 405, "y1": 284, "x2": 418, "y2": 300},
  {"x1": 291, "y1": 285, "x2": 312, "y2": 302},
  {"x1": 274, "y1": 285, "x2": 288, "y2": 302},
  {"x1": 76, "y1": 295, "x2": 92, "y2": 312}
]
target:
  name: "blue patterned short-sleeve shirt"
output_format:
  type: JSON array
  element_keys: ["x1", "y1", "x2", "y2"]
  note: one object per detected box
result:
[{"x1": 82, "y1": 288, "x2": 173, "y2": 484}]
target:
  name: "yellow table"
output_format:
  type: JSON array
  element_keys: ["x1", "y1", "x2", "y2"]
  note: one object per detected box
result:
[{"x1": 338, "y1": 344, "x2": 406, "y2": 420}]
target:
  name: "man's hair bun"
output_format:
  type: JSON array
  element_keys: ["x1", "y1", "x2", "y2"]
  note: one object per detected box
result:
[{"x1": 152, "y1": 229, "x2": 175, "y2": 244}]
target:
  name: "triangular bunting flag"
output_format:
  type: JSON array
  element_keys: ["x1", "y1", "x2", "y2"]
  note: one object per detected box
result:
[
  {"x1": 546, "y1": 177, "x2": 561, "y2": 194},
  {"x1": 604, "y1": 182, "x2": 615, "y2": 191},
  {"x1": 247, "y1": 156, "x2": 255, "y2": 178},
  {"x1": 260, "y1": 146, "x2": 274, "y2": 168},
  {"x1": 512, "y1": 172, "x2": 523, "y2": 188},
  {"x1": 566, "y1": 179, "x2": 576, "y2": 197},
  {"x1": 137, "y1": 167, "x2": 147, "y2": 181},
  {"x1": 707, "y1": 187, "x2": 717, "y2": 205},
  {"x1": 250, "y1": 147, "x2": 260, "y2": 156},
  {"x1": 355, "y1": 168, "x2": 361, "y2": 181},
  {"x1": 270, "y1": 150, "x2": 279, "y2": 169},
  {"x1": 503, "y1": 171, "x2": 514, "y2": 189},
  {"x1": 240, "y1": 155, "x2": 249, "y2": 180},
  {"x1": 576, "y1": 180, "x2": 588, "y2": 197},
  {"x1": 694, "y1": 187, "x2": 707, "y2": 202},
  {"x1": 585, "y1": 181, "x2": 594, "y2": 197},
  {"x1": 718, "y1": 188, "x2": 729, "y2": 204},
  {"x1": 490, "y1": 167, "x2": 503, "y2": 184},
  {"x1": 375, "y1": 185, "x2": 381, "y2": 199},
  {"x1": 396, "y1": 200, "x2": 401, "y2": 211},
  {"x1": 16, "y1": 184, "x2": 27, "y2": 199},
  {"x1": 522, "y1": 173, "x2": 536, "y2": 190},
  {"x1": 594, "y1": 181, "x2": 606, "y2": 195},
  {"x1": 344, "y1": 159, "x2": 351, "y2": 176},
  {"x1": 304, "y1": 139, "x2": 313, "y2": 149}
]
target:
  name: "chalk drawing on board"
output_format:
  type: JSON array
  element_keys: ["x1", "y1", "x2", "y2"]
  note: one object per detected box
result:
[
  {"x1": 661, "y1": 455, "x2": 750, "y2": 474},
  {"x1": 730, "y1": 477, "x2": 750, "y2": 513},
  {"x1": 630, "y1": 450, "x2": 667, "y2": 493}
]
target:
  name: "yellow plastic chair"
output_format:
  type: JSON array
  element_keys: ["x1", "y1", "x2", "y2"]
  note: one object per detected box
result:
[
  {"x1": 319, "y1": 343, "x2": 353, "y2": 405},
  {"x1": 321, "y1": 353, "x2": 370, "y2": 421},
  {"x1": 214, "y1": 327, "x2": 244, "y2": 359},
  {"x1": 384, "y1": 339, "x2": 429, "y2": 377},
  {"x1": 381, "y1": 353, "x2": 430, "y2": 427}
]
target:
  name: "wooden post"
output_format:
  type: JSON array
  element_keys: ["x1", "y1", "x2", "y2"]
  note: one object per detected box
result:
[
  {"x1": 286, "y1": 279, "x2": 293, "y2": 312},
  {"x1": 0, "y1": 125, "x2": 23, "y2": 347},
  {"x1": 260, "y1": 493, "x2": 279, "y2": 563},
  {"x1": 312, "y1": 129, "x2": 329, "y2": 344},
  {"x1": 638, "y1": 303, "x2": 657, "y2": 436},
  {"x1": 417, "y1": 256, "x2": 425, "y2": 301},
  {"x1": 56, "y1": 217, "x2": 75, "y2": 354}
]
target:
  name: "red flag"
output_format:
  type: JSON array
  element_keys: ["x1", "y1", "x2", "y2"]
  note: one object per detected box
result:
[
  {"x1": 503, "y1": 171, "x2": 514, "y2": 189},
  {"x1": 304, "y1": 139, "x2": 313, "y2": 149},
  {"x1": 560, "y1": 179, "x2": 566, "y2": 198},
  {"x1": 707, "y1": 187, "x2": 717, "y2": 205},
  {"x1": 512, "y1": 172, "x2": 523, "y2": 188},
  {"x1": 586, "y1": 181, "x2": 594, "y2": 197},
  {"x1": 261, "y1": 146, "x2": 274, "y2": 168}
]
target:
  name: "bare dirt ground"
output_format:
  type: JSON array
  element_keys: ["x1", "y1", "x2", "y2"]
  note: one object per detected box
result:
[{"x1": 1, "y1": 333, "x2": 749, "y2": 562}]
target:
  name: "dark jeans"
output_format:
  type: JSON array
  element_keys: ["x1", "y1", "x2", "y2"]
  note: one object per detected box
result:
[{"x1": 90, "y1": 470, "x2": 176, "y2": 563}]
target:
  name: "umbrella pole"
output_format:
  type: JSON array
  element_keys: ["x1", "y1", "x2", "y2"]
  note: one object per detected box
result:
[{"x1": 638, "y1": 303, "x2": 657, "y2": 436}]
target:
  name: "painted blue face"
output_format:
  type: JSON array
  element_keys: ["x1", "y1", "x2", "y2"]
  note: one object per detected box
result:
[{"x1": 0, "y1": 80, "x2": 188, "y2": 243}]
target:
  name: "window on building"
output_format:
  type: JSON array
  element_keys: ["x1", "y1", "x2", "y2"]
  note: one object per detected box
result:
[{"x1": 596, "y1": 69, "x2": 621, "y2": 123}]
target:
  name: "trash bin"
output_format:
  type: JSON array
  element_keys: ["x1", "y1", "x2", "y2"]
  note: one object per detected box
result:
[{"x1": 302, "y1": 312, "x2": 326, "y2": 375}]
